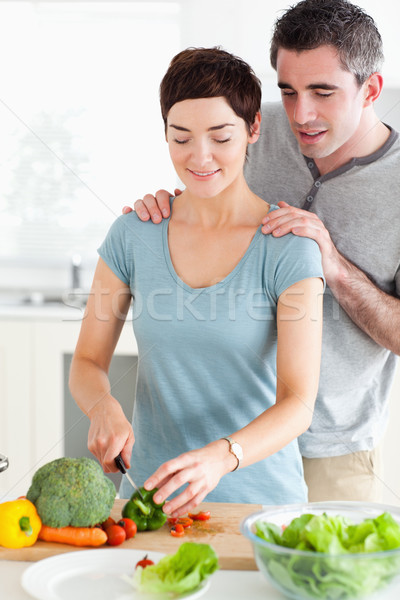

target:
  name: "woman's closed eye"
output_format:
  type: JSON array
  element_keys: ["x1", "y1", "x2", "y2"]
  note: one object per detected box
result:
[{"x1": 173, "y1": 137, "x2": 232, "y2": 145}]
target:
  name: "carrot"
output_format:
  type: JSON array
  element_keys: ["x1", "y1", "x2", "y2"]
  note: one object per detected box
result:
[{"x1": 39, "y1": 524, "x2": 107, "y2": 547}]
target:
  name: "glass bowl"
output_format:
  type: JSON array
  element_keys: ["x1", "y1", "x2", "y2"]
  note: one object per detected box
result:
[{"x1": 241, "y1": 501, "x2": 400, "y2": 600}]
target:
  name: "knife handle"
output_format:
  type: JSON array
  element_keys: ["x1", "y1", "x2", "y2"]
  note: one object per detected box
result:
[{"x1": 114, "y1": 453, "x2": 127, "y2": 474}]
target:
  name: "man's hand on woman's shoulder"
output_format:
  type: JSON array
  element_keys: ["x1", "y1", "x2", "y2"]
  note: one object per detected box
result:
[{"x1": 124, "y1": 188, "x2": 183, "y2": 222}]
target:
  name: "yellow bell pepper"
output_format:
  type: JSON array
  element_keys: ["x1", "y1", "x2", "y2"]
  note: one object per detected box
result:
[{"x1": 0, "y1": 498, "x2": 42, "y2": 548}]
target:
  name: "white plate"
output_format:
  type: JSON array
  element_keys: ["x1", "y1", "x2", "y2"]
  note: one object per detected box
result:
[{"x1": 21, "y1": 548, "x2": 211, "y2": 600}]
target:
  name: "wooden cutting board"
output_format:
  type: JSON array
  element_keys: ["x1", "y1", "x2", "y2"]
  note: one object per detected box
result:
[{"x1": 0, "y1": 501, "x2": 262, "y2": 570}]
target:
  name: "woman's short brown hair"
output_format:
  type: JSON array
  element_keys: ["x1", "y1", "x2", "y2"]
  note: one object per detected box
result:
[{"x1": 160, "y1": 47, "x2": 262, "y2": 134}]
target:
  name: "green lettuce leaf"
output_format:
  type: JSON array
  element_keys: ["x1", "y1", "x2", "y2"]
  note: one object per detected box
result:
[
  {"x1": 281, "y1": 514, "x2": 314, "y2": 548},
  {"x1": 255, "y1": 520, "x2": 282, "y2": 544},
  {"x1": 132, "y1": 542, "x2": 219, "y2": 595},
  {"x1": 301, "y1": 514, "x2": 350, "y2": 554}
]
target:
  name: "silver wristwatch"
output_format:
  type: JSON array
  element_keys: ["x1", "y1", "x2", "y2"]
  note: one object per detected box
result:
[{"x1": 221, "y1": 436, "x2": 243, "y2": 471}]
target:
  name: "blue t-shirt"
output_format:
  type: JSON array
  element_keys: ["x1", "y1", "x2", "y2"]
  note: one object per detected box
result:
[{"x1": 98, "y1": 205, "x2": 324, "y2": 504}]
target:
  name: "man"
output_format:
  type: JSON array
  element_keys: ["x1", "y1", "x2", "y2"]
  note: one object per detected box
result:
[{"x1": 129, "y1": 0, "x2": 400, "y2": 502}]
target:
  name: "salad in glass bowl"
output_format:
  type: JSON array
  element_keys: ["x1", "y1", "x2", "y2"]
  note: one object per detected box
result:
[{"x1": 241, "y1": 501, "x2": 400, "y2": 599}]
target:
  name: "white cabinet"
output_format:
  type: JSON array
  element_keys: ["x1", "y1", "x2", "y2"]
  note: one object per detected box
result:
[
  {"x1": 0, "y1": 312, "x2": 137, "y2": 500},
  {"x1": 0, "y1": 321, "x2": 34, "y2": 500}
]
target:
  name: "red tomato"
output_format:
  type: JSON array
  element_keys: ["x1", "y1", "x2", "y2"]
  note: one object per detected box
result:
[
  {"x1": 170, "y1": 523, "x2": 185, "y2": 537},
  {"x1": 178, "y1": 517, "x2": 193, "y2": 528},
  {"x1": 167, "y1": 517, "x2": 193, "y2": 528},
  {"x1": 101, "y1": 516, "x2": 116, "y2": 530},
  {"x1": 106, "y1": 524, "x2": 126, "y2": 546},
  {"x1": 135, "y1": 554, "x2": 155, "y2": 569},
  {"x1": 188, "y1": 511, "x2": 211, "y2": 521},
  {"x1": 117, "y1": 518, "x2": 137, "y2": 540}
]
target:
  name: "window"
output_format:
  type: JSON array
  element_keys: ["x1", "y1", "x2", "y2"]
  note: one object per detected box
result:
[{"x1": 0, "y1": 2, "x2": 180, "y2": 273}]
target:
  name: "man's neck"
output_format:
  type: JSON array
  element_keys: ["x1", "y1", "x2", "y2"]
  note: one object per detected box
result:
[{"x1": 314, "y1": 115, "x2": 391, "y2": 176}]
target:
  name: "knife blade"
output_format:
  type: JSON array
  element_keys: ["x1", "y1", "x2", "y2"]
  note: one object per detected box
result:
[{"x1": 114, "y1": 453, "x2": 144, "y2": 500}]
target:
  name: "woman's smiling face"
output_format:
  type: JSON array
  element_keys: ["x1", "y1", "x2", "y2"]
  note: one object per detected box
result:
[{"x1": 166, "y1": 96, "x2": 260, "y2": 199}]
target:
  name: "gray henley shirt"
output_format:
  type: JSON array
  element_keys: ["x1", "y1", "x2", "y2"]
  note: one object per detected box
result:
[{"x1": 245, "y1": 101, "x2": 400, "y2": 458}]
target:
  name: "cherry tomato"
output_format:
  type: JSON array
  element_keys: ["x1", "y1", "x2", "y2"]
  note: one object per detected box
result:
[
  {"x1": 135, "y1": 554, "x2": 155, "y2": 569},
  {"x1": 178, "y1": 517, "x2": 193, "y2": 528},
  {"x1": 188, "y1": 511, "x2": 211, "y2": 521},
  {"x1": 106, "y1": 524, "x2": 126, "y2": 546},
  {"x1": 167, "y1": 517, "x2": 193, "y2": 528},
  {"x1": 117, "y1": 518, "x2": 137, "y2": 540},
  {"x1": 170, "y1": 523, "x2": 185, "y2": 537},
  {"x1": 101, "y1": 516, "x2": 116, "y2": 530}
]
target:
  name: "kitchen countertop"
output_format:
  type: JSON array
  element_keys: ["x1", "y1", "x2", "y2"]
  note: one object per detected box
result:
[{"x1": 0, "y1": 303, "x2": 85, "y2": 321}]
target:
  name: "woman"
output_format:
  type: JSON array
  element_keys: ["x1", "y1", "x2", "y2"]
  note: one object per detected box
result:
[{"x1": 69, "y1": 47, "x2": 324, "y2": 517}]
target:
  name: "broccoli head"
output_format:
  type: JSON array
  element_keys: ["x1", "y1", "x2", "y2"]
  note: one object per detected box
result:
[{"x1": 26, "y1": 457, "x2": 116, "y2": 528}]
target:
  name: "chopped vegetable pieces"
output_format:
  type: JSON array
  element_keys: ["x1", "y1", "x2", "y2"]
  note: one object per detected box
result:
[
  {"x1": 135, "y1": 554, "x2": 155, "y2": 569},
  {"x1": 170, "y1": 523, "x2": 185, "y2": 537},
  {"x1": 189, "y1": 511, "x2": 211, "y2": 521},
  {"x1": 168, "y1": 516, "x2": 193, "y2": 528}
]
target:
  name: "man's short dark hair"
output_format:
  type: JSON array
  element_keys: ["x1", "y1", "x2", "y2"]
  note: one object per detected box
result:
[{"x1": 270, "y1": 0, "x2": 384, "y2": 85}]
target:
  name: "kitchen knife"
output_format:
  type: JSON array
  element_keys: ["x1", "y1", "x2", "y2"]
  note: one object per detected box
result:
[{"x1": 114, "y1": 453, "x2": 144, "y2": 500}]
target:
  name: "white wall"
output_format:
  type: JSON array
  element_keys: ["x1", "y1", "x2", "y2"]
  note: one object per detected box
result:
[{"x1": 178, "y1": 0, "x2": 400, "y2": 84}]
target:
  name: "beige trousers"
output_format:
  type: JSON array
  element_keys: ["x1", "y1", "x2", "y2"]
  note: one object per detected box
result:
[{"x1": 302, "y1": 447, "x2": 383, "y2": 503}]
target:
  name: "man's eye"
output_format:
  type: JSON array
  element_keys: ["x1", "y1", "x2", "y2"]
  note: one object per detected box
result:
[
  {"x1": 282, "y1": 90, "x2": 295, "y2": 97},
  {"x1": 316, "y1": 92, "x2": 333, "y2": 98}
]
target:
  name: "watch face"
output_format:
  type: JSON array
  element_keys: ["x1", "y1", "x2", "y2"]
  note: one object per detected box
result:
[{"x1": 231, "y1": 442, "x2": 243, "y2": 460}]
